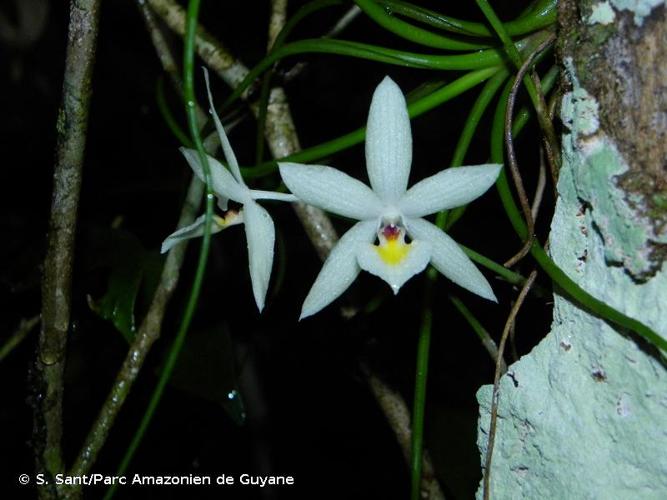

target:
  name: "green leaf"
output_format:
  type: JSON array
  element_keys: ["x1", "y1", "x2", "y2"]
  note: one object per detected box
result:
[
  {"x1": 89, "y1": 256, "x2": 142, "y2": 343},
  {"x1": 88, "y1": 229, "x2": 162, "y2": 343},
  {"x1": 167, "y1": 324, "x2": 246, "y2": 425}
]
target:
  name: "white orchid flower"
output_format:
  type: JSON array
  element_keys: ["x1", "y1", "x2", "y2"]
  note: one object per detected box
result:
[
  {"x1": 279, "y1": 76, "x2": 502, "y2": 319},
  {"x1": 161, "y1": 69, "x2": 296, "y2": 312}
]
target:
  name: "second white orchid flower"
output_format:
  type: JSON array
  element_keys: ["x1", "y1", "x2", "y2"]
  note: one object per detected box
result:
[
  {"x1": 279, "y1": 76, "x2": 501, "y2": 319},
  {"x1": 161, "y1": 70, "x2": 296, "y2": 312}
]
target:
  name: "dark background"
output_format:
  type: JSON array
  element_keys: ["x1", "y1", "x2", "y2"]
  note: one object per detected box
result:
[{"x1": 0, "y1": 1, "x2": 552, "y2": 498}]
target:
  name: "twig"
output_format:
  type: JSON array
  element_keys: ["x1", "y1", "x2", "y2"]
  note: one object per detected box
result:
[
  {"x1": 264, "y1": 0, "x2": 340, "y2": 258},
  {"x1": 508, "y1": 306, "x2": 520, "y2": 362},
  {"x1": 531, "y1": 147, "x2": 547, "y2": 222},
  {"x1": 328, "y1": 5, "x2": 362, "y2": 37},
  {"x1": 363, "y1": 366, "x2": 445, "y2": 500},
  {"x1": 268, "y1": 0, "x2": 288, "y2": 49},
  {"x1": 137, "y1": 0, "x2": 179, "y2": 89},
  {"x1": 283, "y1": 5, "x2": 362, "y2": 84},
  {"x1": 482, "y1": 270, "x2": 537, "y2": 500},
  {"x1": 0, "y1": 314, "x2": 40, "y2": 362},
  {"x1": 546, "y1": 87, "x2": 562, "y2": 195},
  {"x1": 531, "y1": 71, "x2": 560, "y2": 183},
  {"x1": 502, "y1": 35, "x2": 554, "y2": 268},
  {"x1": 136, "y1": 0, "x2": 209, "y2": 136},
  {"x1": 34, "y1": 1, "x2": 101, "y2": 498},
  {"x1": 147, "y1": 0, "x2": 249, "y2": 89}
]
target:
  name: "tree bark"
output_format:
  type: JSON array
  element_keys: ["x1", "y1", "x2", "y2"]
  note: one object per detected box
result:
[
  {"x1": 476, "y1": 2, "x2": 667, "y2": 498},
  {"x1": 34, "y1": 1, "x2": 101, "y2": 499}
]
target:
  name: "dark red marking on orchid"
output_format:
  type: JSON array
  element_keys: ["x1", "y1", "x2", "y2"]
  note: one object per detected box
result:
[{"x1": 382, "y1": 224, "x2": 401, "y2": 240}]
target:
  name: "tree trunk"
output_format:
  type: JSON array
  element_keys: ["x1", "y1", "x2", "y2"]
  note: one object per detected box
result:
[{"x1": 476, "y1": 1, "x2": 667, "y2": 498}]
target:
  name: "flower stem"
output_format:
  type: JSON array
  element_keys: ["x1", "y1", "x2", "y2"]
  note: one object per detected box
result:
[{"x1": 410, "y1": 280, "x2": 434, "y2": 500}]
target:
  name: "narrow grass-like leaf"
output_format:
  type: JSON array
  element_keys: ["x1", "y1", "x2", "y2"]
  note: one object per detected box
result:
[
  {"x1": 223, "y1": 33, "x2": 552, "y2": 111},
  {"x1": 156, "y1": 77, "x2": 193, "y2": 148},
  {"x1": 354, "y1": 0, "x2": 489, "y2": 50},
  {"x1": 378, "y1": 0, "x2": 556, "y2": 37}
]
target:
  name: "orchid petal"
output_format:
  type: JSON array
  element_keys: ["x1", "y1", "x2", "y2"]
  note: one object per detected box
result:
[
  {"x1": 365, "y1": 76, "x2": 412, "y2": 203},
  {"x1": 203, "y1": 68, "x2": 243, "y2": 184},
  {"x1": 249, "y1": 190, "x2": 299, "y2": 203},
  {"x1": 406, "y1": 217, "x2": 497, "y2": 302},
  {"x1": 160, "y1": 214, "x2": 230, "y2": 253},
  {"x1": 399, "y1": 164, "x2": 502, "y2": 217},
  {"x1": 279, "y1": 163, "x2": 383, "y2": 220},
  {"x1": 243, "y1": 200, "x2": 276, "y2": 312},
  {"x1": 180, "y1": 148, "x2": 249, "y2": 203},
  {"x1": 300, "y1": 220, "x2": 377, "y2": 319},
  {"x1": 357, "y1": 240, "x2": 431, "y2": 294}
]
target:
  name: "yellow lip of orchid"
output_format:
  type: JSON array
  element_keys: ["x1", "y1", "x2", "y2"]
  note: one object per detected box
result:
[
  {"x1": 278, "y1": 76, "x2": 503, "y2": 319},
  {"x1": 375, "y1": 224, "x2": 411, "y2": 266},
  {"x1": 376, "y1": 237, "x2": 410, "y2": 266}
]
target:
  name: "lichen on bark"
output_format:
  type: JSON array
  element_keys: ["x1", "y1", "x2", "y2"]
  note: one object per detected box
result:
[
  {"x1": 476, "y1": 2, "x2": 667, "y2": 498},
  {"x1": 559, "y1": 0, "x2": 667, "y2": 279}
]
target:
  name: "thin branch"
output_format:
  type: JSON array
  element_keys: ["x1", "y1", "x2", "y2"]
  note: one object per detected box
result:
[
  {"x1": 0, "y1": 314, "x2": 40, "y2": 362},
  {"x1": 546, "y1": 87, "x2": 562, "y2": 195},
  {"x1": 531, "y1": 70, "x2": 560, "y2": 183},
  {"x1": 531, "y1": 147, "x2": 547, "y2": 222},
  {"x1": 363, "y1": 367, "x2": 445, "y2": 500},
  {"x1": 502, "y1": 34, "x2": 554, "y2": 268},
  {"x1": 138, "y1": 0, "x2": 179, "y2": 89},
  {"x1": 34, "y1": 1, "x2": 101, "y2": 498},
  {"x1": 482, "y1": 270, "x2": 537, "y2": 500},
  {"x1": 283, "y1": 5, "x2": 362, "y2": 83},
  {"x1": 268, "y1": 0, "x2": 288, "y2": 49},
  {"x1": 137, "y1": 0, "x2": 209, "y2": 134},
  {"x1": 147, "y1": 0, "x2": 249, "y2": 89},
  {"x1": 508, "y1": 302, "x2": 520, "y2": 362},
  {"x1": 328, "y1": 5, "x2": 362, "y2": 38},
  {"x1": 264, "y1": 0, "x2": 340, "y2": 258}
]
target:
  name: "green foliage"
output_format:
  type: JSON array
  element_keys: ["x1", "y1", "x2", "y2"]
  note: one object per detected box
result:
[
  {"x1": 88, "y1": 229, "x2": 162, "y2": 343},
  {"x1": 168, "y1": 324, "x2": 246, "y2": 425}
]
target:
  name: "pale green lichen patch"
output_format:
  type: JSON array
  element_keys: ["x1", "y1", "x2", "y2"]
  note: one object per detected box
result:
[
  {"x1": 610, "y1": 0, "x2": 664, "y2": 25},
  {"x1": 561, "y1": 58, "x2": 666, "y2": 279},
  {"x1": 560, "y1": 86, "x2": 599, "y2": 137},
  {"x1": 587, "y1": 1, "x2": 616, "y2": 24},
  {"x1": 576, "y1": 144, "x2": 661, "y2": 277}
]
